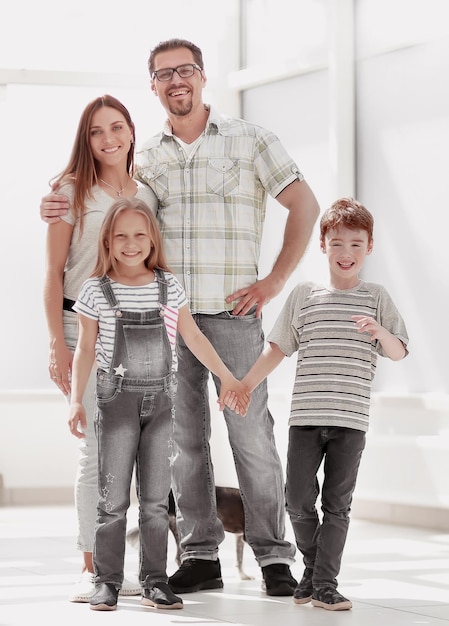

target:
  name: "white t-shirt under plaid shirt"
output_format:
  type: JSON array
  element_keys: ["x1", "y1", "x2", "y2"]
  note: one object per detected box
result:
[{"x1": 135, "y1": 105, "x2": 304, "y2": 314}]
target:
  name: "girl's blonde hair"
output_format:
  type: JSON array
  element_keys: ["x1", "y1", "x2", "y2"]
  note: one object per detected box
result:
[
  {"x1": 91, "y1": 198, "x2": 170, "y2": 277},
  {"x1": 52, "y1": 95, "x2": 136, "y2": 234}
]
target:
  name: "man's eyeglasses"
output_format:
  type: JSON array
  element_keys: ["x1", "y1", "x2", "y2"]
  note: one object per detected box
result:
[{"x1": 152, "y1": 63, "x2": 202, "y2": 82}]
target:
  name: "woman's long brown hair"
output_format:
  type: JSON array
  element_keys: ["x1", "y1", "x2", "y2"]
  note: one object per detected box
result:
[{"x1": 51, "y1": 95, "x2": 136, "y2": 234}]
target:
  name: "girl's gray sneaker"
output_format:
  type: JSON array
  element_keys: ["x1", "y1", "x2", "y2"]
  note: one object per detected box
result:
[{"x1": 141, "y1": 581, "x2": 183, "y2": 609}]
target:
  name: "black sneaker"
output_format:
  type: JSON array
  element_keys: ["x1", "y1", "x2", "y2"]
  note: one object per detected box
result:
[
  {"x1": 141, "y1": 581, "x2": 183, "y2": 609},
  {"x1": 311, "y1": 586, "x2": 352, "y2": 611},
  {"x1": 89, "y1": 582, "x2": 119, "y2": 611},
  {"x1": 293, "y1": 567, "x2": 313, "y2": 604},
  {"x1": 261, "y1": 563, "x2": 297, "y2": 596},
  {"x1": 168, "y1": 559, "x2": 223, "y2": 594}
]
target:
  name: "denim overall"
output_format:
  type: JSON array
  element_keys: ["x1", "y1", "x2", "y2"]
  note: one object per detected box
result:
[{"x1": 93, "y1": 269, "x2": 176, "y2": 590}]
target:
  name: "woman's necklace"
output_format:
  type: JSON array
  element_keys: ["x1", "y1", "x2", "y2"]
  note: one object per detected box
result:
[{"x1": 99, "y1": 177, "x2": 130, "y2": 197}]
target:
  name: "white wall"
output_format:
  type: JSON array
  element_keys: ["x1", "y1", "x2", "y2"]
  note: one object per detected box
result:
[{"x1": 0, "y1": 391, "x2": 78, "y2": 505}]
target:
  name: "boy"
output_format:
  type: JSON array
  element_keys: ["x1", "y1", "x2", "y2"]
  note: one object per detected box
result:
[{"x1": 239, "y1": 197, "x2": 409, "y2": 610}]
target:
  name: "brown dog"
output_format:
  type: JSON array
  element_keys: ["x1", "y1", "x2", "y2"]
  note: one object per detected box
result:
[{"x1": 127, "y1": 486, "x2": 253, "y2": 580}]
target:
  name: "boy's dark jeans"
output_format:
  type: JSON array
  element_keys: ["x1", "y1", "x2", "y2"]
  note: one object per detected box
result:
[{"x1": 286, "y1": 426, "x2": 366, "y2": 589}]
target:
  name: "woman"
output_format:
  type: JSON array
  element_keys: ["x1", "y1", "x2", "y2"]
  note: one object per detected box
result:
[{"x1": 43, "y1": 94, "x2": 157, "y2": 602}]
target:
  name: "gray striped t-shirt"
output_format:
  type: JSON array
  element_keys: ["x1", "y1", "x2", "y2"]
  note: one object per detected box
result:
[{"x1": 268, "y1": 281, "x2": 408, "y2": 432}]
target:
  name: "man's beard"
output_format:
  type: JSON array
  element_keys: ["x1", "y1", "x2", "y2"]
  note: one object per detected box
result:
[{"x1": 168, "y1": 99, "x2": 193, "y2": 117}]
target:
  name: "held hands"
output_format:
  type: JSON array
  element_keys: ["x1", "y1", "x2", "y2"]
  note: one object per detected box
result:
[
  {"x1": 68, "y1": 403, "x2": 87, "y2": 439},
  {"x1": 217, "y1": 375, "x2": 251, "y2": 416}
]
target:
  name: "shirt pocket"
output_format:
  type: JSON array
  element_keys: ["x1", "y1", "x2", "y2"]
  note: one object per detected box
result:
[
  {"x1": 140, "y1": 162, "x2": 169, "y2": 202},
  {"x1": 206, "y1": 157, "x2": 240, "y2": 196},
  {"x1": 96, "y1": 375, "x2": 120, "y2": 405}
]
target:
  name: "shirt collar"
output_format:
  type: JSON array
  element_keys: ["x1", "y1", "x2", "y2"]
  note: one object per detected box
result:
[{"x1": 161, "y1": 104, "x2": 224, "y2": 140}]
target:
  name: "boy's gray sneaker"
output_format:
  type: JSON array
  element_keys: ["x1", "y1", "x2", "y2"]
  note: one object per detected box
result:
[
  {"x1": 311, "y1": 586, "x2": 352, "y2": 611},
  {"x1": 293, "y1": 567, "x2": 313, "y2": 604}
]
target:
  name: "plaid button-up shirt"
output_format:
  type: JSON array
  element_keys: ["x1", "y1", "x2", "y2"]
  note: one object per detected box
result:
[{"x1": 136, "y1": 105, "x2": 304, "y2": 314}]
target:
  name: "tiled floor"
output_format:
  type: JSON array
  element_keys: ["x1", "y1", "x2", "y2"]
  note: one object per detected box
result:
[{"x1": 1, "y1": 504, "x2": 449, "y2": 626}]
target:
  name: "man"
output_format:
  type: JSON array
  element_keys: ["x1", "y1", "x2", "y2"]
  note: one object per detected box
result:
[{"x1": 40, "y1": 38, "x2": 320, "y2": 597}]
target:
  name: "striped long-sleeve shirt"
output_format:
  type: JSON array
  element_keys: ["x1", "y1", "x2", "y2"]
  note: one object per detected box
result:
[{"x1": 268, "y1": 281, "x2": 409, "y2": 432}]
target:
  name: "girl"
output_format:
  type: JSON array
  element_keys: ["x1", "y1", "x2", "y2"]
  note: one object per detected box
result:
[
  {"x1": 44, "y1": 95, "x2": 157, "y2": 601},
  {"x1": 69, "y1": 198, "x2": 250, "y2": 611}
]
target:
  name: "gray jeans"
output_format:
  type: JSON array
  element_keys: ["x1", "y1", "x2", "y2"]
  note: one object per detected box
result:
[
  {"x1": 172, "y1": 310, "x2": 296, "y2": 567},
  {"x1": 286, "y1": 425, "x2": 366, "y2": 589},
  {"x1": 94, "y1": 373, "x2": 175, "y2": 587},
  {"x1": 63, "y1": 311, "x2": 98, "y2": 553}
]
